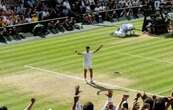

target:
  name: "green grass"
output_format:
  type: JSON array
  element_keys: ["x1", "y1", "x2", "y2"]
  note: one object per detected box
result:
[{"x1": 0, "y1": 19, "x2": 173, "y2": 109}]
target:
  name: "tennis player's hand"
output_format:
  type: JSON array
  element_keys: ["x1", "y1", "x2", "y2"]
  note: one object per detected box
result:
[
  {"x1": 31, "y1": 98, "x2": 36, "y2": 103},
  {"x1": 100, "y1": 45, "x2": 103, "y2": 47},
  {"x1": 74, "y1": 50, "x2": 78, "y2": 53}
]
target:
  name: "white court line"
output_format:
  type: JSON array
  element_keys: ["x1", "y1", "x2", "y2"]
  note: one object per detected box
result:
[
  {"x1": 24, "y1": 65, "x2": 84, "y2": 81},
  {"x1": 104, "y1": 41, "x2": 173, "y2": 65},
  {"x1": 115, "y1": 51, "x2": 173, "y2": 65},
  {"x1": 35, "y1": 42, "x2": 173, "y2": 68},
  {"x1": 24, "y1": 65, "x2": 164, "y2": 97},
  {"x1": 157, "y1": 88, "x2": 173, "y2": 95}
]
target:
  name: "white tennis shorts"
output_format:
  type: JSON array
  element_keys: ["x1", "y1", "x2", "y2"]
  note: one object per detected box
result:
[{"x1": 83, "y1": 63, "x2": 92, "y2": 70}]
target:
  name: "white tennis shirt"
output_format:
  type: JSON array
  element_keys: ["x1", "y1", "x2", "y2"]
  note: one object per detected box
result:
[{"x1": 83, "y1": 51, "x2": 93, "y2": 65}]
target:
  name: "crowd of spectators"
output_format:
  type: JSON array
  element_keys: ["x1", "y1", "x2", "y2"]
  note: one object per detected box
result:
[
  {"x1": 72, "y1": 85, "x2": 173, "y2": 110},
  {"x1": 32, "y1": 17, "x2": 82, "y2": 37},
  {"x1": 0, "y1": 0, "x2": 173, "y2": 43},
  {"x1": 0, "y1": 0, "x2": 172, "y2": 27},
  {"x1": 0, "y1": 85, "x2": 172, "y2": 110},
  {"x1": 0, "y1": 0, "x2": 173, "y2": 27},
  {"x1": 0, "y1": 16, "x2": 82, "y2": 43},
  {"x1": 0, "y1": 0, "x2": 148, "y2": 27}
]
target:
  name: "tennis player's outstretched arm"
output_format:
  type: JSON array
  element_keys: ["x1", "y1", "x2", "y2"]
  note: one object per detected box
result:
[
  {"x1": 93, "y1": 45, "x2": 103, "y2": 53},
  {"x1": 75, "y1": 50, "x2": 83, "y2": 55}
]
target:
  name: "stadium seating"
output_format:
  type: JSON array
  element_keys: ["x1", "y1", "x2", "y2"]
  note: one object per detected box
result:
[
  {"x1": 0, "y1": 1, "x2": 173, "y2": 110},
  {"x1": 0, "y1": 0, "x2": 148, "y2": 43}
]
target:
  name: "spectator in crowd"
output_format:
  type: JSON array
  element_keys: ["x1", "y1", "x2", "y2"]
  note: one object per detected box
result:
[
  {"x1": 132, "y1": 0, "x2": 142, "y2": 18},
  {"x1": 25, "y1": 0, "x2": 36, "y2": 8},
  {"x1": 118, "y1": 94, "x2": 129, "y2": 110},
  {"x1": 164, "y1": 91, "x2": 173, "y2": 110},
  {"x1": 171, "y1": 91, "x2": 173, "y2": 110},
  {"x1": 132, "y1": 102, "x2": 140, "y2": 110},
  {"x1": 63, "y1": 0, "x2": 71, "y2": 12},
  {"x1": 107, "y1": 10, "x2": 118, "y2": 22},
  {"x1": 0, "y1": 28, "x2": 6, "y2": 43},
  {"x1": 1, "y1": 27, "x2": 12, "y2": 41},
  {"x1": 8, "y1": 27, "x2": 25, "y2": 40},
  {"x1": 24, "y1": 98, "x2": 36, "y2": 110},
  {"x1": 63, "y1": 17, "x2": 74, "y2": 31},
  {"x1": 141, "y1": 93, "x2": 153, "y2": 110},
  {"x1": 32, "y1": 14, "x2": 38, "y2": 22},
  {"x1": 132, "y1": 93, "x2": 142, "y2": 110},
  {"x1": 83, "y1": 13, "x2": 95, "y2": 24},
  {"x1": 141, "y1": 103, "x2": 150, "y2": 110},
  {"x1": 0, "y1": 106, "x2": 7, "y2": 110},
  {"x1": 32, "y1": 23, "x2": 47, "y2": 37},
  {"x1": 0, "y1": 17, "x2": 4, "y2": 27},
  {"x1": 47, "y1": 20, "x2": 58, "y2": 34},
  {"x1": 153, "y1": 97, "x2": 169, "y2": 110},
  {"x1": 72, "y1": 85, "x2": 83, "y2": 110},
  {"x1": 83, "y1": 102, "x2": 94, "y2": 110},
  {"x1": 102, "y1": 90, "x2": 116, "y2": 110},
  {"x1": 55, "y1": 19, "x2": 66, "y2": 32},
  {"x1": 72, "y1": 85, "x2": 95, "y2": 110}
]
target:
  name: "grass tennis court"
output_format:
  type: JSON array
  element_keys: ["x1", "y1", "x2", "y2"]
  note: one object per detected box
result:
[{"x1": 0, "y1": 19, "x2": 173, "y2": 110}]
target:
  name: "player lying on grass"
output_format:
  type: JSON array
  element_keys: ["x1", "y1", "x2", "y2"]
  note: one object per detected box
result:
[
  {"x1": 75, "y1": 45, "x2": 103, "y2": 83},
  {"x1": 113, "y1": 23, "x2": 135, "y2": 37}
]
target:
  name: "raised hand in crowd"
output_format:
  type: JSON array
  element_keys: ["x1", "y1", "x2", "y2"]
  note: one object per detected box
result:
[
  {"x1": 72, "y1": 85, "x2": 82, "y2": 110},
  {"x1": 24, "y1": 98, "x2": 36, "y2": 110}
]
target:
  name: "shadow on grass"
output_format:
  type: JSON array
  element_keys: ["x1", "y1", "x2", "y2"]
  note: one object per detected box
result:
[
  {"x1": 111, "y1": 33, "x2": 140, "y2": 38},
  {"x1": 162, "y1": 33, "x2": 173, "y2": 38},
  {"x1": 86, "y1": 81, "x2": 128, "y2": 95},
  {"x1": 86, "y1": 82, "x2": 110, "y2": 95}
]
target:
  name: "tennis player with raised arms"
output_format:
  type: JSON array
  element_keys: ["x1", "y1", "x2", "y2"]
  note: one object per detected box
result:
[{"x1": 75, "y1": 45, "x2": 103, "y2": 83}]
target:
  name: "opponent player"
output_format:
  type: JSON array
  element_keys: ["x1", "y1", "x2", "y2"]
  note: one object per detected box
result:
[
  {"x1": 113, "y1": 23, "x2": 135, "y2": 37},
  {"x1": 75, "y1": 45, "x2": 103, "y2": 83}
]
